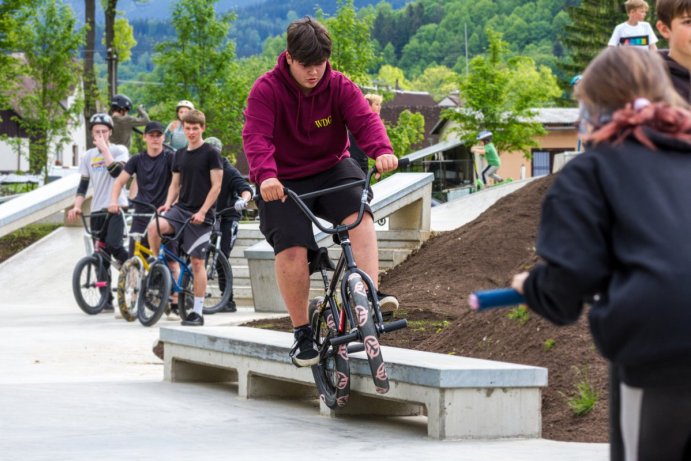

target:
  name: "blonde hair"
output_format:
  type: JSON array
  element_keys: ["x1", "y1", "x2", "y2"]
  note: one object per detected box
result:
[
  {"x1": 364, "y1": 94, "x2": 383, "y2": 107},
  {"x1": 625, "y1": 0, "x2": 649, "y2": 12},
  {"x1": 576, "y1": 47, "x2": 691, "y2": 148}
]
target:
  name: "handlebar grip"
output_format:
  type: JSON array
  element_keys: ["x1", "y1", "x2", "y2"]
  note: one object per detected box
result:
[
  {"x1": 469, "y1": 288, "x2": 525, "y2": 311},
  {"x1": 398, "y1": 157, "x2": 410, "y2": 168},
  {"x1": 329, "y1": 330, "x2": 360, "y2": 347}
]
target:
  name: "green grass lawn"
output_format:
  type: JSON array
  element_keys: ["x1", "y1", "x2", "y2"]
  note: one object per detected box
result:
[{"x1": 0, "y1": 223, "x2": 61, "y2": 264}]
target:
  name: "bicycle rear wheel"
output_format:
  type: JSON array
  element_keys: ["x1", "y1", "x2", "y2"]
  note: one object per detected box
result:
[
  {"x1": 202, "y1": 246, "x2": 233, "y2": 314},
  {"x1": 72, "y1": 255, "x2": 109, "y2": 315},
  {"x1": 177, "y1": 271, "x2": 195, "y2": 320},
  {"x1": 348, "y1": 273, "x2": 389, "y2": 394},
  {"x1": 310, "y1": 297, "x2": 350, "y2": 408},
  {"x1": 117, "y1": 257, "x2": 144, "y2": 322},
  {"x1": 137, "y1": 261, "x2": 171, "y2": 327}
]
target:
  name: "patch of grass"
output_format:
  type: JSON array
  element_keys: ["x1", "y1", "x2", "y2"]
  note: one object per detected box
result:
[
  {"x1": 0, "y1": 223, "x2": 61, "y2": 263},
  {"x1": 562, "y1": 366, "x2": 598, "y2": 416},
  {"x1": 406, "y1": 319, "x2": 451, "y2": 333},
  {"x1": 507, "y1": 305, "x2": 530, "y2": 325},
  {"x1": 543, "y1": 338, "x2": 556, "y2": 351}
]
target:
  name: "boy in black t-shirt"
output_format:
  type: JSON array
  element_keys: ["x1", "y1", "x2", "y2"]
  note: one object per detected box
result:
[
  {"x1": 109, "y1": 121, "x2": 174, "y2": 246},
  {"x1": 147, "y1": 110, "x2": 223, "y2": 326}
]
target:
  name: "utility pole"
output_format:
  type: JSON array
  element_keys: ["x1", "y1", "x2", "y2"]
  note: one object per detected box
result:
[
  {"x1": 106, "y1": 47, "x2": 118, "y2": 102},
  {"x1": 464, "y1": 23, "x2": 469, "y2": 77}
]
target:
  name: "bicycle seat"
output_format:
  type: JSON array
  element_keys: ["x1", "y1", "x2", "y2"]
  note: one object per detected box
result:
[{"x1": 308, "y1": 247, "x2": 336, "y2": 275}]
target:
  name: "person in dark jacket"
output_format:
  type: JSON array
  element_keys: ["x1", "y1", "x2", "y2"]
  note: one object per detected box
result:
[
  {"x1": 205, "y1": 137, "x2": 253, "y2": 313},
  {"x1": 656, "y1": 0, "x2": 691, "y2": 102},
  {"x1": 510, "y1": 47, "x2": 691, "y2": 461}
]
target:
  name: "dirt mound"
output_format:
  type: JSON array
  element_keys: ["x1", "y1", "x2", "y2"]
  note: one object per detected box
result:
[
  {"x1": 379, "y1": 176, "x2": 608, "y2": 443},
  {"x1": 245, "y1": 176, "x2": 609, "y2": 442}
]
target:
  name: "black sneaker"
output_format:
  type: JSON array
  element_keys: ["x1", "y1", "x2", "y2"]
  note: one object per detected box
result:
[
  {"x1": 181, "y1": 312, "x2": 204, "y2": 326},
  {"x1": 220, "y1": 299, "x2": 237, "y2": 313},
  {"x1": 290, "y1": 327, "x2": 319, "y2": 367},
  {"x1": 377, "y1": 291, "x2": 399, "y2": 311}
]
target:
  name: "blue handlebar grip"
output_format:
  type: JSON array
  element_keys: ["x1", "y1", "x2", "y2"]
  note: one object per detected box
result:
[{"x1": 469, "y1": 288, "x2": 525, "y2": 311}]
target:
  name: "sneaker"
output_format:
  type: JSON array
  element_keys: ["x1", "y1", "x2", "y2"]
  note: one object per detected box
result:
[
  {"x1": 220, "y1": 299, "x2": 237, "y2": 313},
  {"x1": 181, "y1": 312, "x2": 204, "y2": 326},
  {"x1": 101, "y1": 303, "x2": 114, "y2": 313},
  {"x1": 378, "y1": 291, "x2": 399, "y2": 311},
  {"x1": 289, "y1": 327, "x2": 319, "y2": 367},
  {"x1": 165, "y1": 303, "x2": 180, "y2": 321},
  {"x1": 152, "y1": 340, "x2": 164, "y2": 360}
]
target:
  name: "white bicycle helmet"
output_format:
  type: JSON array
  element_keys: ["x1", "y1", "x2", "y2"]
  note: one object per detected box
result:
[
  {"x1": 477, "y1": 130, "x2": 493, "y2": 141},
  {"x1": 176, "y1": 100, "x2": 195, "y2": 111},
  {"x1": 89, "y1": 113, "x2": 114, "y2": 129}
]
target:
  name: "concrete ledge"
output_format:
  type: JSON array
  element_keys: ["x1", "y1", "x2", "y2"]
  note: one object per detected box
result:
[
  {"x1": 161, "y1": 326, "x2": 547, "y2": 440},
  {"x1": 245, "y1": 172, "x2": 434, "y2": 312},
  {"x1": 0, "y1": 172, "x2": 87, "y2": 238}
]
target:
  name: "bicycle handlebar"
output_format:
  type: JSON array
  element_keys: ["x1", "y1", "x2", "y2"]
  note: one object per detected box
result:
[
  {"x1": 79, "y1": 209, "x2": 127, "y2": 237},
  {"x1": 468, "y1": 288, "x2": 525, "y2": 311},
  {"x1": 284, "y1": 157, "x2": 410, "y2": 235},
  {"x1": 128, "y1": 199, "x2": 208, "y2": 243}
]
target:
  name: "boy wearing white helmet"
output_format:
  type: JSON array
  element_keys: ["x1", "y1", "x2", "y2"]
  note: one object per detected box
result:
[
  {"x1": 67, "y1": 113, "x2": 130, "y2": 311},
  {"x1": 164, "y1": 100, "x2": 195, "y2": 150},
  {"x1": 475, "y1": 130, "x2": 503, "y2": 186}
]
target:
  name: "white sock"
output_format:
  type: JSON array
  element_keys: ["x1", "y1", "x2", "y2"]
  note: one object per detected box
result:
[{"x1": 193, "y1": 297, "x2": 204, "y2": 316}]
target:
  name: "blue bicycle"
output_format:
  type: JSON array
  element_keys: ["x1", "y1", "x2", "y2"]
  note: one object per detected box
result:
[{"x1": 131, "y1": 200, "x2": 232, "y2": 326}]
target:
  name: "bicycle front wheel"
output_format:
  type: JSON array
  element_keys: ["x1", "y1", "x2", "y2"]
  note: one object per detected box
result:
[
  {"x1": 117, "y1": 257, "x2": 144, "y2": 322},
  {"x1": 309, "y1": 297, "x2": 350, "y2": 408},
  {"x1": 72, "y1": 255, "x2": 109, "y2": 315},
  {"x1": 137, "y1": 261, "x2": 171, "y2": 327},
  {"x1": 348, "y1": 273, "x2": 389, "y2": 394},
  {"x1": 202, "y1": 246, "x2": 233, "y2": 314}
]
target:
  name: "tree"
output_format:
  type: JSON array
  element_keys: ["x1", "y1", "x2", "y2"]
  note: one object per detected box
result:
[
  {"x1": 445, "y1": 29, "x2": 561, "y2": 158},
  {"x1": 103, "y1": 0, "x2": 118, "y2": 101},
  {"x1": 13, "y1": 0, "x2": 83, "y2": 179},
  {"x1": 385, "y1": 110, "x2": 425, "y2": 158},
  {"x1": 317, "y1": 0, "x2": 375, "y2": 85},
  {"x1": 83, "y1": 0, "x2": 97, "y2": 147},
  {"x1": 559, "y1": 0, "x2": 623, "y2": 81},
  {"x1": 0, "y1": 0, "x2": 36, "y2": 110},
  {"x1": 151, "y1": 0, "x2": 246, "y2": 153},
  {"x1": 411, "y1": 65, "x2": 459, "y2": 101},
  {"x1": 103, "y1": 17, "x2": 137, "y2": 63},
  {"x1": 376, "y1": 64, "x2": 411, "y2": 90}
]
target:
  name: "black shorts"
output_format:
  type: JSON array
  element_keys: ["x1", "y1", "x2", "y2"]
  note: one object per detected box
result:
[
  {"x1": 161, "y1": 205, "x2": 212, "y2": 259},
  {"x1": 258, "y1": 158, "x2": 373, "y2": 255}
]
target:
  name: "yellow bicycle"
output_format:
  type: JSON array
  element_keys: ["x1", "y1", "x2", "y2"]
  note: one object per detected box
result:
[{"x1": 117, "y1": 229, "x2": 154, "y2": 322}]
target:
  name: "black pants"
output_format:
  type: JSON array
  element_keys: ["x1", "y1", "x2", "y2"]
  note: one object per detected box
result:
[{"x1": 91, "y1": 212, "x2": 127, "y2": 266}]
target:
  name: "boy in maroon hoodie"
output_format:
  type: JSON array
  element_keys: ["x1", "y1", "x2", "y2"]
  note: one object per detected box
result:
[{"x1": 243, "y1": 17, "x2": 399, "y2": 367}]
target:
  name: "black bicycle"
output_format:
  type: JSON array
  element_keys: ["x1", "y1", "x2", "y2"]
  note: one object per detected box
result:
[
  {"x1": 284, "y1": 160, "x2": 409, "y2": 408},
  {"x1": 72, "y1": 210, "x2": 126, "y2": 314}
]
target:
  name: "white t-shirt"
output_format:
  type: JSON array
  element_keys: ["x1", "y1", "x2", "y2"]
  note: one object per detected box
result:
[
  {"x1": 78, "y1": 144, "x2": 129, "y2": 211},
  {"x1": 608, "y1": 21, "x2": 658, "y2": 48}
]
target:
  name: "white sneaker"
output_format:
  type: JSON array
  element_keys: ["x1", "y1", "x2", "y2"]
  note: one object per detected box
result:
[{"x1": 166, "y1": 308, "x2": 180, "y2": 321}]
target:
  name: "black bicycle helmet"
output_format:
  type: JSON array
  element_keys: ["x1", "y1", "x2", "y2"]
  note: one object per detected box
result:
[
  {"x1": 111, "y1": 94, "x2": 132, "y2": 112},
  {"x1": 89, "y1": 113, "x2": 114, "y2": 129}
]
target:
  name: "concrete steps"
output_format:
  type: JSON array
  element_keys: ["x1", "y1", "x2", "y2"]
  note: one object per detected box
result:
[{"x1": 231, "y1": 225, "x2": 421, "y2": 309}]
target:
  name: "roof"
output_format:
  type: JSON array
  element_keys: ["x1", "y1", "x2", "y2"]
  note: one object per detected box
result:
[
  {"x1": 431, "y1": 107, "x2": 580, "y2": 135},
  {"x1": 382, "y1": 90, "x2": 437, "y2": 108},
  {"x1": 400, "y1": 138, "x2": 465, "y2": 163}
]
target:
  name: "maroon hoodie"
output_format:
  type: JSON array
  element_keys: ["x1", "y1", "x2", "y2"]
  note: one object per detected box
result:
[{"x1": 242, "y1": 51, "x2": 393, "y2": 185}]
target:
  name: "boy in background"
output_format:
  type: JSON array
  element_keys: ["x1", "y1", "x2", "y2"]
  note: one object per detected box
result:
[
  {"x1": 609, "y1": 0, "x2": 659, "y2": 50},
  {"x1": 656, "y1": 0, "x2": 691, "y2": 101}
]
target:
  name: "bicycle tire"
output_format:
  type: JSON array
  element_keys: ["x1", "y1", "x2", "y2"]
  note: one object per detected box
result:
[
  {"x1": 202, "y1": 246, "x2": 233, "y2": 314},
  {"x1": 177, "y1": 271, "x2": 195, "y2": 320},
  {"x1": 117, "y1": 257, "x2": 144, "y2": 322},
  {"x1": 348, "y1": 273, "x2": 389, "y2": 394},
  {"x1": 309, "y1": 296, "x2": 351, "y2": 408},
  {"x1": 137, "y1": 261, "x2": 171, "y2": 327},
  {"x1": 72, "y1": 255, "x2": 109, "y2": 315}
]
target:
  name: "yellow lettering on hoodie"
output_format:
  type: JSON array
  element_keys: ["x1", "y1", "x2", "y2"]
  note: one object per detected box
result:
[{"x1": 314, "y1": 116, "x2": 332, "y2": 129}]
